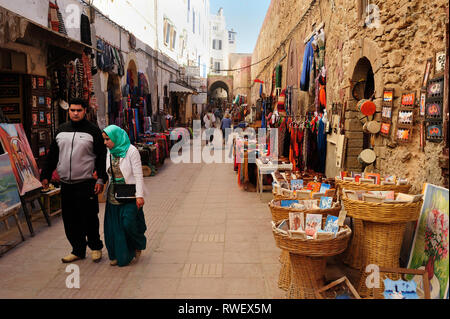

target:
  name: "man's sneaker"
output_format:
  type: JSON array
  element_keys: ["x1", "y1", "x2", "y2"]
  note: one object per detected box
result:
[
  {"x1": 61, "y1": 253, "x2": 82, "y2": 263},
  {"x1": 91, "y1": 250, "x2": 102, "y2": 263},
  {"x1": 110, "y1": 260, "x2": 118, "y2": 266}
]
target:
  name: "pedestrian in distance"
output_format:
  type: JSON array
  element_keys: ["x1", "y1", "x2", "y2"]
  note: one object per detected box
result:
[
  {"x1": 203, "y1": 108, "x2": 216, "y2": 145},
  {"x1": 102, "y1": 125, "x2": 147, "y2": 267},
  {"x1": 41, "y1": 98, "x2": 107, "y2": 263},
  {"x1": 220, "y1": 112, "x2": 232, "y2": 145}
]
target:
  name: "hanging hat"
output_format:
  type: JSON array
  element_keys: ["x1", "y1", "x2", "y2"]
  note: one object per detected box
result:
[{"x1": 357, "y1": 99, "x2": 376, "y2": 116}]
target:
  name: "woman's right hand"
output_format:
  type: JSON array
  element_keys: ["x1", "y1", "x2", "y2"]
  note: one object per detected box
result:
[{"x1": 136, "y1": 197, "x2": 145, "y2": 209}]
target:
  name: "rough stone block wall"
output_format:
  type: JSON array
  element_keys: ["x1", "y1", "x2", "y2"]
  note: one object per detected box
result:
[{"x1": 251, "y1": 0, "x2": 447, "y2": 192}]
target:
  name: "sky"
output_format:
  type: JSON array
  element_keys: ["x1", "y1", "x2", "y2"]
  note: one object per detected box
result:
[{"x1": 210, "y1": 0, "x2": 271, "y2": 54}]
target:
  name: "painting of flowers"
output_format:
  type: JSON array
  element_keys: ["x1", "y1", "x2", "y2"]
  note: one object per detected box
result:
[{"x1": 407, "y1": 183, "x2": 449, "y2": 299}]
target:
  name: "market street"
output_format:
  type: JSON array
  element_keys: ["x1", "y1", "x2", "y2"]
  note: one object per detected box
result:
[{"x1": 0, "y1": 141, "x2": 302, "y2": 299}]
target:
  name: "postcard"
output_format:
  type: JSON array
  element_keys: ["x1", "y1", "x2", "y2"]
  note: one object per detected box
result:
[
  {"x1": 305, "y1": 214, "x2": 322, "y2": 237},
  {"x1": 289, "y1": 212, "x2": 305, "y2": 231}
]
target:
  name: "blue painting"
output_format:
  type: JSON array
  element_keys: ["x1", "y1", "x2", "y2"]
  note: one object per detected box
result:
[
  {"x1": 0, "y1": 153, "x2": 21, "y2": 212},
  {"x1": 383, "y1": 278, "x2": 419, "y2": 299}
]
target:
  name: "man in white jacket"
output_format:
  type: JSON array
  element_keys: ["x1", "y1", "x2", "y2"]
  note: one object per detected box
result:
[{"x1": 203, "y1": 108, "x2": 216, "y2": 145}]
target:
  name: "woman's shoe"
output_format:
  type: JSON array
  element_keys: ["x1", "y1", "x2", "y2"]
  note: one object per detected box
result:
[
  {"x1": 110, "y1": 260, "x2": 118, "y2": 266},
  {"x1": 135, "y1": 250, "x2": 142, "y2": 259}
]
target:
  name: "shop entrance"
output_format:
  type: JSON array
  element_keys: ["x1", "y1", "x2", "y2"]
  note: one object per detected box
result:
[
  {"x1": 346, "y1": 57, "x2": 376, "y2": 170},
  {"x1": 107, "y1": 74, "x2": 121, "y2": 125}
]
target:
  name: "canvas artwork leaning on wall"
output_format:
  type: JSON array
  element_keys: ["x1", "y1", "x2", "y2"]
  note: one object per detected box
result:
[
  {"x1": 0, "y1": 124, "x2": 42, "y2": 196},
  {"x1": 407, "y1": 183, "x2": 449, "y2": 299}
]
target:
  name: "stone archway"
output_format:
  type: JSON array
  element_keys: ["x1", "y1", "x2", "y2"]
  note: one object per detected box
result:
[
  {"x1": 344, "y1": 38, "x2": 384, "y2": 171},
  {"x1": 207, "y1": 76, "x2": 233, "y2": 104}
]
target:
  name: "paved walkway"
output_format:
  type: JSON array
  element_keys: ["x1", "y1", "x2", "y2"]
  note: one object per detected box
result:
[{"x1": 0, "y1": 142, "x2": 351, "y2": 299}]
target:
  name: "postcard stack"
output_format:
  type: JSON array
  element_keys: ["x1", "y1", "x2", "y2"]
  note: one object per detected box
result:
[
  {"x1": 343, "y1": 189, "x2": 423, "y2": 204},
  {"x1": 274, "y1": 213, "x2": 344, "y2": 240},
  {"x1": 336, "y1": 171, "x2": 408, "y2": 186}
]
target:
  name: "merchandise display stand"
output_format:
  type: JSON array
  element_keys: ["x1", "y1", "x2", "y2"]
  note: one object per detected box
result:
[
  {"x1": 272, "y1": 221, "x2": 351, "y2": 299},
  {"x1": 20, "y1": 188, "x2": 51, "y2": 236},
  {"x1": 268, "y1": 201, "x2": 343, "y2": 293},
  {"x1": 335, "y1": 179, "x2": 412, "y2": 269},
  {"x1": 342, "y1": 196, "x2": 422, "y2": 298},
  {"x1": 256, "y1": 158, "x2": 292, "y2": 196}
]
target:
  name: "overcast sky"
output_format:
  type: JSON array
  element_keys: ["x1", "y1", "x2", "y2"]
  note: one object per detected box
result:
[{"x1": 210, "y1": 0, "x2": 271, "y2": 54}]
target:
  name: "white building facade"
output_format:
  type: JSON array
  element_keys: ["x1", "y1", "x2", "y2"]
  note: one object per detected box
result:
[{"x1": 209, "y1": 7, "x2": 236, "y2": 76}]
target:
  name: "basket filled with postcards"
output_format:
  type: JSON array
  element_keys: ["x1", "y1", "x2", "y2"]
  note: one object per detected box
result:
[
  {"x1": 271, "y1": 215, "x2": 352, "y2": 299},
  {"x1": 341, "y1": 189, "x2": 423, "y2": 298},
  {"x1": 334, "y1": 171, "x2": 412, "y2": 270},
  {"x1": 268, "y1": 196, "x2": 342, "y2": 291}
]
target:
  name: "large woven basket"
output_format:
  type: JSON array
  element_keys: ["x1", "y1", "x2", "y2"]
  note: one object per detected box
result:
[
  {"x1": 272, "y1": 221, "x2": 352, "y2": 299},
  {"x1": 335, "y1": 180, "x2": 412, "y2": 270},
  {"x1": 341, "y1": 197, "x2": 422, "y2": 298},
  {"x1": 272, "y1": 221, "x2": 352, "y2": 257},
  {"x1": 341, "y1": 197, "x2": 422, "y2": 223}
]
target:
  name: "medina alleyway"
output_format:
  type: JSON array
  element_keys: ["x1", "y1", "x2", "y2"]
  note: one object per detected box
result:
[{"x1": 1, "y1": 141, "x2": 306, "y2": 299}]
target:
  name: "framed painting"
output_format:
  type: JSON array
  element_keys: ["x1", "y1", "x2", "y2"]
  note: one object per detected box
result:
[
  {"x1": 0, "y1": 103, "x2": 20, "y2": 115},
  {"x1": 407, "y1": 183, "x2": 449, "y2": 299},
  {"x1": 0, "y1": 153, "x2": 21, "y2": 211},
  {"x1": 0, "y1": 124, "x2": 42, "y2": 196},
  {"x1": 425, "y1": 100, "x2": 443, "y2": 119},
  {"x1": 0, "y1": 87, "x2": 20, "y2": 98},
  {"x1": 419, "y1": 90, "x2": 426, "y2": 117},
  {"x1": 425, "y1": 121, "x2": 444, "y2": 142},
  {"x1": 401, "y1": 92, "x2": 415, "y2": 107},
  {"x1": 380, "y1": 122, "x2": 391, "y2": 136},
  {"x1": 0, "y1": 74, "x2": 19, "y2": 85},
  {"x1": 427, "y1": 77, "x2": 444, "y2": 98}
]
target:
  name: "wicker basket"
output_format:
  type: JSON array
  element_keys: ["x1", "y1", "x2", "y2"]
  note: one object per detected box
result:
[
  {"x1": 271, "y1": 221, "x2": 352, "y2": 299},
  {"x1": 335, "y1": 179, "x2": 412, "y2": 270},
  {"x1": 341, "y1": 197, "x2": 422, "y2": 298},
  {"x1": 268, "y1": 200, "x2": 342, "y2": 292}
]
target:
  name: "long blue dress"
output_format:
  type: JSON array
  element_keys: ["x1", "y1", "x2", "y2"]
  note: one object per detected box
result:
[{"x1": 104, "y1": 158, "x2": 147, "y2": 266}]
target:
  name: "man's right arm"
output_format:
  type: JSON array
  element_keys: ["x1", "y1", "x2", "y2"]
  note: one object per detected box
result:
[{"x1": 41, "y1": 131, "x2": 60, "y2": 183}]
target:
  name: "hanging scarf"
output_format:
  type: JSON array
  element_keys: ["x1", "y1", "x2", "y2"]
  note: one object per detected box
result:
[{"x1": 103, "y1": 125, "x2": 131, "y2": 158}]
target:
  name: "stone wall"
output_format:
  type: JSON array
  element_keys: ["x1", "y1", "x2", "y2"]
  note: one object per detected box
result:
[{"x1": 251, "y1": 0, "x2": 448, "y2": 191}]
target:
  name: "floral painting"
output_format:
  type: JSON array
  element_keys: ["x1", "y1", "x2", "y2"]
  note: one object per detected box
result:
[{"x1": 407, "y1": 183, "x2": 449, "y2": 299}]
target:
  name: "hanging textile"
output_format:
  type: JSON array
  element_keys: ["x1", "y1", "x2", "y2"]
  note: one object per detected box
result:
[
  {"x1": 275, "y1": 65, "x2": 282, "y2": 89},
  {"x1": 317, "y1": 116, "x2": 327, "y2": 174},
  {"x1": 80, "y1": 14, "x2": 92, "y2": 46},
  {"x1": 300, "y1": 39, "x2": 314, "y2": 91}
]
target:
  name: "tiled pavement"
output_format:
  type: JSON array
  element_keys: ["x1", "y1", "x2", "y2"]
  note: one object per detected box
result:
[{"x1": 0, "y1": 142, "x2": 354, "y2": 299}]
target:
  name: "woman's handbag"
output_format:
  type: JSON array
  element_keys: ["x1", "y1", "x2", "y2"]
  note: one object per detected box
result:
[{"x1": 110, "y1": 155, "x2": 136, "y2": 203}]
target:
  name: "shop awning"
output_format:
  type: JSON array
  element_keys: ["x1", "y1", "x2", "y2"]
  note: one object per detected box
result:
[{"x1": 169, "y1": 81, "x2": 194, "y2": 94}]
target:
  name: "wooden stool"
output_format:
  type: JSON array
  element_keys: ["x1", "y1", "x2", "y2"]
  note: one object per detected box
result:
[
  {"x1": 41, "y1": 188, "x2": 62, "y2": 217},
  {"x1": 0, "y1": 203, "x2": 25, "y2": 255}
]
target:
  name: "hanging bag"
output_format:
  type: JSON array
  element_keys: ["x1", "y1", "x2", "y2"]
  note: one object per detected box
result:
[{"x1": 110, "y1": 154, "x2": 136, "y2": 203}]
